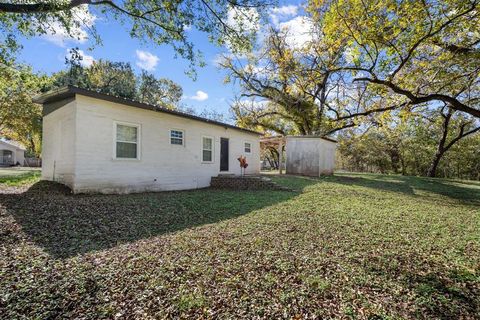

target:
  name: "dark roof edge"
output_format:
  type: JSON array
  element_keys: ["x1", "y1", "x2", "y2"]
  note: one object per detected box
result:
[{"x1": 33, "y1": 86, "x2": 261, "y2": 136}]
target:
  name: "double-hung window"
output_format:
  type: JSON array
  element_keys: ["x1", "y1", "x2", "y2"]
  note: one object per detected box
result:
[
  {"x1": 115, "y1": 123, "x2": 139, "y2": 159},
  {"x1": 244, "y1": 142, "x2": 252, "y2": 153},
  {"x1": 170, "y1": 130, "x2": 184, "y2": 145},
  {"x1": 202, "y1": 136, "x2": 213, "y2": 162}
]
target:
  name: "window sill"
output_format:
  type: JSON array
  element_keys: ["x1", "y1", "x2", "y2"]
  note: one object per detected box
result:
[{"x1": 112, "y1": 158, "x2": 141, "y2": 161}]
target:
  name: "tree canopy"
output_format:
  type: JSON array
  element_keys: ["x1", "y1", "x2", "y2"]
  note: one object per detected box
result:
[
  {"x1": 53, "y1": 55, "x2": 183, "y2": 108},
  {"x1": 0, "y1": 64, "x2": 52, "y2": 156},
  {"x1": 314, "y1": 0, "x2": 480, "y2": 118},
  {"x1": 0, "y1": 0, "x2": 269, "y2": 72}
]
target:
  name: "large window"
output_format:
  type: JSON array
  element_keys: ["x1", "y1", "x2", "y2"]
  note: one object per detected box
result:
[
  {"x1": 202, "y1": 136, "x2": 213, "y2": 162},
  {"x1": 244, "y1": 142, "x2": 252, "y2": 153},
  {"x1": 170, "y1": 129, "x2": 184, "y2": 145},
  {"x1": 115, "y1": 123, "x2": 139, "y2": 159}
]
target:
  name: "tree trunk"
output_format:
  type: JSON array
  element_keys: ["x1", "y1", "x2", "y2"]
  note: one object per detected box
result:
[
  {"x1": 427, "y1": 150, "x2": 444, "y2": 177},
  {"x1": 29, "y1": 136, "x2": 36, "y2": 157},
  {"x1": 426, "y1": 107, "x2": 480, "y2": 178},
  {"x1": 427, "y1": 108, "x2": 452, "y2": 178},
  {"x1": 268, "y1": 148, "x2": 279, "y2": 169}
]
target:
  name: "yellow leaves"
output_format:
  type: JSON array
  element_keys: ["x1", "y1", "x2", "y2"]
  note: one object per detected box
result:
[
  {"x1": 378, "y1": 110, "x2": 393, "y2": 124},
  {"x1": 398, "y1": 108, "x2": 413, "y2": 122}
]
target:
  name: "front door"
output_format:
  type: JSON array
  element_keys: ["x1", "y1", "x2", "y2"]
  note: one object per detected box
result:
[{"x1": 220, "y1": 138, "x2": 229, "y2": 171}]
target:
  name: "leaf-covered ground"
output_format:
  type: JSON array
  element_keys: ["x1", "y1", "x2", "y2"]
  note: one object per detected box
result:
[{"x1": 1, "y1": 173, "x2": 479, "y2": 319}]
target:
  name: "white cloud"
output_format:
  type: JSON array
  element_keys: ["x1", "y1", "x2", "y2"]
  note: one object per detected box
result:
[
  {"x1": 42, "y1": 5, "x2": 96, "y2": 47},
  {"x1": 344, "y1": 47, "x2": 356, "y2": 64},
  {"x1": 234, "y1": 99, "x2": 270, "y2": 110},
  {"x1": 212, "y1": 53, "x2": 237, "y2": 67},
  {"x1": 224, "y1": 7, "x2": 265, "y2": 54},
  {"x1": 269, "y1": 5, "x2": 299, "y2": 26},
  {"x1": 227, "y1": 7, "x2": 260, "y2": 33},
  {"x1": 278, "y1": 16, "x2": 314, "y2": 49},
  {"x1": 190, "y1": 90, "x2": 209, "y2": 101},
  {"x1": 271, "y1": 5, "x2": 299, "y2": 16},
  {"x1": 212, "y1": 54, "x2": 226, "y2": 67},
  {"x1": 244, "y1": 64, "x2": 269, "y2": 74},
  {"x1": 65, "y1": 49, "x2": 95, "y2": 67},
  {"x1": 135, "y1": 50, "x2": 159, "y2": 71}
]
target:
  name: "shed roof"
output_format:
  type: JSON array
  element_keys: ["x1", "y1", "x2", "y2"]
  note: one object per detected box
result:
[
  {"x1": 0, "y1": 139, "x2": 26, "y2": 150},
  {"x1": 33, "y1": 86, "x2": 261, "y2": 136},
  {"x1": 286, "y1": 135, "x2": 338, "y2": 143},
  {"x1": 260, "y1": 135, "x2": 338, "y2": 144}
]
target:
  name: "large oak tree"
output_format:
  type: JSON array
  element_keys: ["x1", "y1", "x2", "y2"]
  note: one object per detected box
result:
[
  {"x1": 222, "y1": 29, "x2": 398, "y2": 136},
  {"x1": 313, "y1": 0, "x2": 480, "y2": 118}
]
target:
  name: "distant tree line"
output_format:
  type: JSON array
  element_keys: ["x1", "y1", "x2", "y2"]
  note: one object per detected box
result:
[
  {"x1": 336, "y1": 112, "x2": 480, "y2": 180},
  {"x1": 54, "y1": 49, "x2": 183, "y2": 109},
  {"x1": 0, "y1": 53, "x2": 226, "y2": 157}
]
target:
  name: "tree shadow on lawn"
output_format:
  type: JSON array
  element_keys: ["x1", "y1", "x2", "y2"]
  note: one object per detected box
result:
[
  {"x1": 1, "y1": 181, "x2": 305, "y2": 259},
  {"x1": 329, "y1": 174, "x2": 480, "y2": 206},
  {"x1": 364, "y1": 254, "x2": 480, "y2": 319}
]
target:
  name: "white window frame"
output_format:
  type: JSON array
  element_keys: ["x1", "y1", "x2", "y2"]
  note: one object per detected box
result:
[
  {"x1": 244, "y1": 141, "x2": 252, "y2": 154},
  {"x1": 113, "y1": 121, "x2": 141, "y2": 160},
  {"x1": 170, "y1": 129, "x2": 185, "y2": 146},
  {"x1": 201, "y1": 136, "x2": 214, "y2": 163}
]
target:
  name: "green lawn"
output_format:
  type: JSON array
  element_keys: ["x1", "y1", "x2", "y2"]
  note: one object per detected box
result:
[
  {"x1": 0, "y1": 173, "x2": 479, "y2": 319},
  {"x1": 0, "y1": 167, "x2": 41, "y2": 186}
]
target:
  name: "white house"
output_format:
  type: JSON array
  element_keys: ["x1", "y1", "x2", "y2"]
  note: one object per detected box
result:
[
  {"x1": 34, "y1": 86, "x2": 261, "y2": 194},
  {"x1": 0, "y1": 139, "x2": 26, "y2": 166}
]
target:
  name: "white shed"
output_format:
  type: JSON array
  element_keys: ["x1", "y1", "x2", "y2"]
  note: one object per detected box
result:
[
  {"x1": 0, "y1": 139, "x2": 26, "y2": 166},
  {"x1": 34, "y1": 86, "x2": 261, "y2": 194},
  {"x1": 286, "y1": 136, "x2": 337, "y2": 176}
]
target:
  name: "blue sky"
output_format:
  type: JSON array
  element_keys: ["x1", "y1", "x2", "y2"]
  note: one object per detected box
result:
[{"x1": 15, "y1": 1, "x2": 306, "y2": 120}]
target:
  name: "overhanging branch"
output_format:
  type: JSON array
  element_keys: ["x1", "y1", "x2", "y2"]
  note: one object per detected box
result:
[{"x1": 353, "y1": 77, "x2": 480, "y2": 118}]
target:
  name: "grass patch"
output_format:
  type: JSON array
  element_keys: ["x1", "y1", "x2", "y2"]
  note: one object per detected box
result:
[
  {"x1": 0, "y1": 168, "x2": 40, "y2": 186},
  {"x1": 0, "y1": 173, "x2": 479, "y2": 319},
  {"x1": 177, "y1": 292, "x2": 206, "y2": 311}
]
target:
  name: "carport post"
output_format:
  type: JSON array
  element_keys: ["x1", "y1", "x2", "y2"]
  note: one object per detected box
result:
[{"x1": 278, "y1": 140, "x2": 283, "y2": 175}]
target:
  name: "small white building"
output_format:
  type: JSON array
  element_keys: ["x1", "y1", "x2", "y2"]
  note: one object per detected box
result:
[
  {"x1": 260, "y1": 135, "x2": 337, "y2": 177},
  {"x1": 34, "y1": 86, "x2": 261, "y2": 194},
  {"x1": 286, "y1": 136, "x2": 336, "y2": 176},
  {"x1": 0, "y1": 139, "x2": 26, "y2": 166}
]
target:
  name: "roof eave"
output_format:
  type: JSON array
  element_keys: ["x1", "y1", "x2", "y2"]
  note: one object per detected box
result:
[
  {"x1": 32, "y1": 85, "x2": 76, "y2": 104},
  {"x1": 34, "y1": 86, "x2": 262, "y2": 136}
]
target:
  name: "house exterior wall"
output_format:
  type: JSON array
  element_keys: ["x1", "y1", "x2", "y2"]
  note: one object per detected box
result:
[
  {"x1": 285, "y1": 137, "x2": 336, "y2": 176},
  {"x1": 15, "y1": 148, "x2": 25, "y2": 166},
  {"x1": 43, "y1": 95, "x2": 260, "y2": 193},
  {"x1": 41, "y1": 100, "x2": 77, "y2": 188},
  {"x1": 0, "y1": 141, "x2": 25, "y2": 166}
]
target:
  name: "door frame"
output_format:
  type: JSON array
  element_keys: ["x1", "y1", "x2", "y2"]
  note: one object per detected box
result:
[{"x1": 220, "y1": 137, "x2": 229, "y2": 172}]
